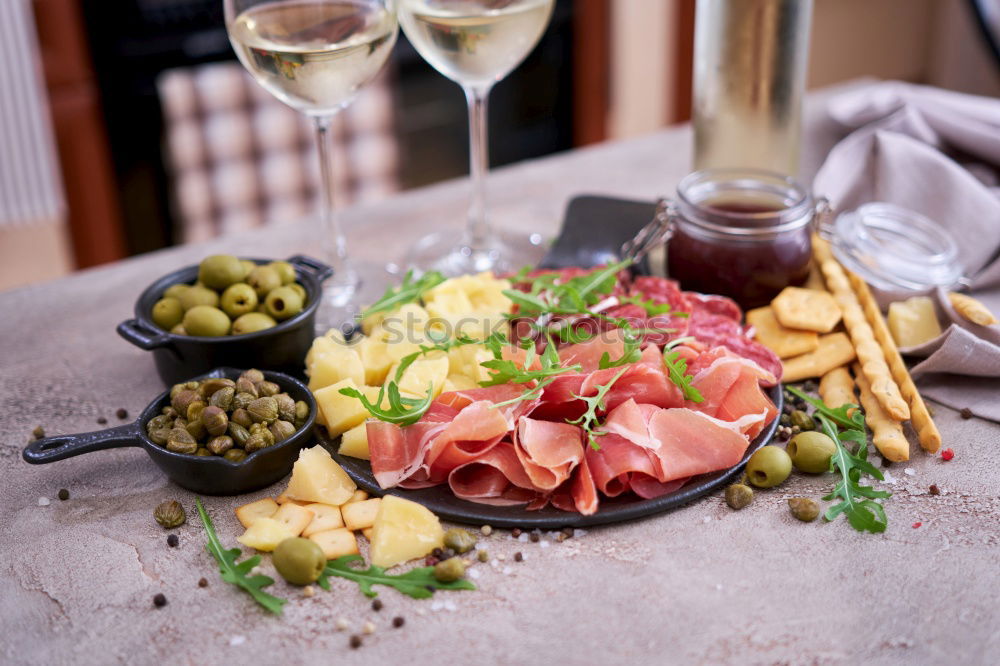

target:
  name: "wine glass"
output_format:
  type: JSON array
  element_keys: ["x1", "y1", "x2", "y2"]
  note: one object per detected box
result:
[
  {"x1": 225, "y1": 0, "x2": 399, "y2": 308},
  {"x1": 397, "y1": 0, "x2": 555, "y2": 275}
]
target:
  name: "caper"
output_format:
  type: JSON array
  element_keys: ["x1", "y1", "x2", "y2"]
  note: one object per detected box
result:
[
  {"x1": 153, "y1": 500, "x2": 186, "y2": 528},
  {"x1": 166, "y1": 428, "x2": 197, "y2": 454},
  {"x1": 235, "y1": 377, "x2": 258, "y2": 398},
  {"x1": 185, "y1": 417, "x2": 206, "y2": 441},
  {"x1": 443, "y1": 528, "x2": 477, "y2": 554},
  {"x1": 789, "y1": 410, "x2": 816, "y2": 431},
  {"x1": 198, "y1": 378, "x2": 235, "y2": 400},
  {"x1": 186, "y1": 400, "x2": 205, "y2": 423},
  {"x1": 202, "y1": 406, "x2": 229, "y2": 437},
  {"x1": 745, "y1": 445, "x2": 792, "y2": 488},
  {"x1": 787, "y1": 431, "x2": 837, "y2": 474},
  {"x1": 294, "y1": 401, "x2": 309, "y2": 423},
  {"x1": 171, "y1": 389, "x2": 199, "y2": 415},
  {"x1": 195, "y1": 447, "x2": 212, "y2": 457},
  {"x1": 724, "y1": 483, "x2": 754, "y2": 510},
  {"x1": 148, "y1": 428, "x2": 171, "y2": 446},
  {"x1": 433, "y1": 557, "x2": 466, "y2": 583},
  {"x1": 274, "y1": 394, "x2": 296, "y2": 422},
  {"x1": 232, "y1": 391, "x2": 256, "y2": 411},
  {"x1": 231, "y1": 408, "x2": 253, "y2": 429},
  {"x1": 224, "y1": 448, "x2": 247, "y2": 463},
  {"x1": 207, "y1": 435, "x2": 234, "y2": 455},
  {"x1": 170, "y1": 381, "x2": 199, "y2": 401},
  {"x1": 209, "y1": 386, "x2": 235, "y2": 411},
  {"x1": 244, "y1": 430, "x2": 274, "y2": 453},
  {"x1": 248, "y1": 397, "x2": 278, "y2": 424},
  {"x1": 241, "y1": 369, "x2": 265, "y2": 384},
  {"x1": 272, "y1": 537, "x2": 325, "y2": 585},
  {"x1": 161, "y1": 406, "x2": 178, "y2": 419},
  {"x1": 788, "y1": 497, "x2": 820, "y2": 522},
  {"x1": 146, "y1": 415, "x2": 173, "y2": 435},
  {"x1": 268, "y1": 420, "x2": 296, "y2": 443},
  {"x1": 257, "y1": 381, "x2": 280, "y2": 397},
  {"x1": 229, "y1": 422, "x2": 250, "y2": 447}
]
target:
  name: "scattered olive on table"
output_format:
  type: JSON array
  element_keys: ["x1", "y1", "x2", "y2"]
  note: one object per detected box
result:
[
  {"x1": 745, "y1": 445, "x2": 793, "y2": 488},
  {"x1": 272, "y1": 537, "x2": 326, "y2": 586},
  {"x1": 787, "y1": 431, "x2": 837, "y2": 474},
  {"x1": 150, "y1": 255, "x2": 307, "y2": 336}
]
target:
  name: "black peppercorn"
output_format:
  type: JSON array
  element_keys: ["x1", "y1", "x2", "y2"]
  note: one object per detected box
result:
[
  {"x1": 372, "y1": 599, "x2": 383, "y2": 612},
  {"x1": 153, "y1": 593, "x2": 167, "y2": 607},
  {"x1": 116, "y1": 408, "x2": 129, "y2": 420},
  {"x1": 529, "y1": 532, "x2": 540, "y2": 543},
  {"x1": 511, "y1": 528, "x2": 522, "y2": 538},
  {"x1": 198, "y1": 578, "x2": 208, "y2": 587},
  {"x1": 960, "y1": 407, "x2": 973, "y2": 419},
  {"x1": 929, "y1": 484, "x2": 940, "y2": 496},
  {"x1": 514, "y1": 552, "x2": 523, "y2": 562},
  {"x1": 392, "y1": 616, "x2": 405, "y2": 628},
  {"x1": 167, "y1": 534, "x2": 179, "y2": 548},
  {"x1": 57, "y1": 489, "x2": 69, "y2": 501},
  {"x1": 349, "y1": 635, "x2": 362, "y2": 649},
  {"x1": 97, "y1": 417, "x2": 108, "y2": 425}
]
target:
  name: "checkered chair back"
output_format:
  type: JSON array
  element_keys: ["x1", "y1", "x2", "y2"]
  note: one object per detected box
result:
[{"x1": 157, "y1": 61, "x2": 398, "y2": 242}]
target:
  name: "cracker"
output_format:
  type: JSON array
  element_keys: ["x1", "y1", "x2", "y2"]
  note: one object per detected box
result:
[
  {"x1": 771, "y1": 287, "x2": 842, "y2": 333},
  {"x1": 948, "y1": 292, "x2": 998, "y2": 326},
  {"x1": 746, "y1": 306, "x2": 820, "y2": 359},
  {"x1": 781, "y1": 332, "x2": 856, "y2": 382}
]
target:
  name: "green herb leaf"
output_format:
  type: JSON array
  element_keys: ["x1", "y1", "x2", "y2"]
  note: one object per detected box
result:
[
  {"x1": 362, "y1": 270, "x2": 446, "y2": 318},
  {"x1": 786, "y1": 386, "x2": 865, "y2": 432},
  {"x1": 567, "y1": 366, "x2": 629, "y2": 450},
  {"x1": 598, "y1": 325, "x2": 644, "y2": 369},
  {"x1": 815, "y1": 413, "x2": 891, "y2": 533},
  {"x1": 194, "y1": 498, "x2": 287, "y2": 615},
  {"x1": 317, "y1": 555, "x2": 476, "y2": 599},
  {"x1": 662, "y1": 347, "x2": 704, "y2": 403},
  {"x1": 618, "y1": 294, "x2": 674, "y2": 316}
]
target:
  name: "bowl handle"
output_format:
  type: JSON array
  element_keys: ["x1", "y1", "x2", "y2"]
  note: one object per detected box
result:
[
  {"x1": 288, "y1": 255, "x2": 334, "y2": 283},
  {"x1": 117, "y1": 318, "x2": 171, "y2": 350},
  {"x1": 23, "y1": 423, "x2": 143, "y2": 464}
]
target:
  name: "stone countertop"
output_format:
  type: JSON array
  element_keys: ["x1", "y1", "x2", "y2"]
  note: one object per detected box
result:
[{"x1": 2, "y1": 81, "x2": 997, "y2": 665}]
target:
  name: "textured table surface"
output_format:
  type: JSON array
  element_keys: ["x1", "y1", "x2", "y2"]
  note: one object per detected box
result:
[{"x1": 2, "y1": 82, "x2": 997, "y2": 666}]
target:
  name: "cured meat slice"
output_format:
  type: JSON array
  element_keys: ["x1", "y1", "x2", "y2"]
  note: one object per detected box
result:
[
  {"x1": 585, "y1": 432, "x2": 659, "y2": 497},
  {"x1": 424, "y1": 400, "x2": 511, "y2": 479},
  {"x1": 688, "y1": 311, "x2": 782, "y2": 383},
  {"x1": 549, "y1": 455, "x2": 599, "y2": 515},
  {"x1": 513, "y1": 418, "x2": 584, "y2": 490},
  {"x1": 629, "y1": 475, "x2": 688, "y2": 500},
  {"x1": 644, "y1": 408, "x2": 754, "y2": 481},
  {"x1": 368, "y1": 421, "x2": 448, "y2": 489},
  {"x1": 559, "y1": 329, "x2": 626, "y2": 373},
  {"x1": 689, "y1": 353, "x2": 778, "y2": 439},
  {"x1": 448, "y1": 441, "x2": 538, "y2": 506},
  {"x1": 688, "y1": 293, "x2": 742, "y2": 321}
]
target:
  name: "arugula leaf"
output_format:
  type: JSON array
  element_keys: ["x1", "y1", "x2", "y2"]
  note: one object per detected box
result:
[
  {"x1": 362, "y1": 270, "x2": 446, "y2": 318},
  {"x1": 561, "y1": 259, "x2": 633, "y2": 305},
  {"x1": 503, "y1": 260, "x2": 633, "y2": 320},
  {"x1": 816, "y1": 413, "x2": 891, "y2": 533},
  {"x1": 568, "y1": 366, "x2": 629, "y2": 450},
  {"x1": 317, "y1": 555, "x2": 476, "y2": 599},
  {"x1": 618, "y1": 294, "x2": 674, "y2": 316},
  {"x1": 786, "y1": 386, "x2": 865, "y2": 432},
  {"x1": 598, "y1": 325, "x2": 643, "y2": 369},
  {"x1": 662, "y1": 347, "x2": 704, "y2": 403},
  {"x1": 194, "y1": 498, "x2": 287, "y2": 615}
]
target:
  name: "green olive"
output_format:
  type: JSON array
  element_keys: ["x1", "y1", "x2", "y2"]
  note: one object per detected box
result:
[
  {"x1": 787, "y1": 431, "x2": 837, "y2": 474},
  {"x1": 151, "y1": 297, "x2": 184, "y2": 330},
  {"x1": 178, "y1": 285, "x2": 219, "y2": 311},
  {"x1": 170, "y1": 324, "x2": 187, "y2": 335},
  {"x1": 220, "y1": 283, "x2": 258, "y2": 319},
  {"x1": 198, "y1": 254, "x2": 245, "y2": 290},
  {"x1": 264, "y1": 286, "x2": 304, "y2": 321},
  {"x1": 288, "y1": 283, "x2": 307, "y2": 303},
  {"x1": 163, "y1": 283, "x2": 191, "y2": 300},
  {"x1": 183, "y1": 305, "x2": 231, "y2": 337},
  {"x1": 788, "y1": 497, "x2": 820, "y2": 522},
  {"x1": 232, "y1": 312, "x2": 277, "y2": 335},
  {"x1": 745, "y1": 445, "x2": 792, "y2": 488},
  {"x1": 273, "y1": 537, "x2": 326, "y2": 585},
  {"x1": 239, "y1": 259, "x2": 256, "y2": 278},
  {"x1": 268, "y1": 260, "x2": 296, "y2": 285},
  {"x1": 246, "y1": 266, "x2": 282, "y2": 299}
]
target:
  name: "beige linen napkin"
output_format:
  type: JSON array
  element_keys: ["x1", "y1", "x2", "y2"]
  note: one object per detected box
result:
[{"x1": 813, "y1": 82, "x2": 1000, "y2": 421}]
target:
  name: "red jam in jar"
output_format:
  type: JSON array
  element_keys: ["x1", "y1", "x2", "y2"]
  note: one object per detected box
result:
[{"x1": 664, "y1": 169, "x2": 815, "y2": 309}]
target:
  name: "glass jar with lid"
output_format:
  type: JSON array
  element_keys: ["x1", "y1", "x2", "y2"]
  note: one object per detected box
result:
[{"x1": 661, "y1": 169, "x2": 817, "y2": 309}]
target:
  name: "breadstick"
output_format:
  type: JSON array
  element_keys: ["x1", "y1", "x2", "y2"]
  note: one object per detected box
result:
[
  {"x1": 852, "y1": 363, "x2": 909, "y2": 462},
  {"x1": 813, "y1": 238, "x2": 910, "y2": 421},
  {"x1": 948, "y1": 292, "x2": 999, "y2": 326},
  {"x1": 819, "y1": 366, "x2": 856, "y2": 414},
  {"x1": 848, "y1": 271, "x2": 942, "y2": 453}
]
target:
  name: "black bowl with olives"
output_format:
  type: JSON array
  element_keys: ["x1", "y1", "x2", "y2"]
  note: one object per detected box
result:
[
  {"x1": 117, "y1": 255, "x2": 331, "y2": 386},
  {"x1": 22, "y1": 368, "x2": 317, "y2": 495}
]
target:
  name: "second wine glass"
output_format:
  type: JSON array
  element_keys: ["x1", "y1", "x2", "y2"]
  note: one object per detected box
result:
[
  {"x1": 226, "y1": 0, "x2": 399, "y2": 309},
  {"x1": 398, "y1": 0, "x2": 555, "y2": 275}
]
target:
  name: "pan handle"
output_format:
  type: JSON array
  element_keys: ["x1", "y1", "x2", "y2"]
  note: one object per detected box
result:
[
  {"x1": 117, "y1": 318, "x2": 172, "y2": 350},
  {"x1": 23, "y1": 423, "x2": 143, "y2": 465},
  {"x1": 288, "y1": 255, "x2": 334, "y2": 283}
]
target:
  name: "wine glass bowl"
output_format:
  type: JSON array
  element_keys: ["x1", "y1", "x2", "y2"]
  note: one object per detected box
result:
[
  {"x1": 397, "y1": 0, "x2": 555, "y2": 275},
  {"x1": 224, "y1": 0, "x2": 399, "y2": 308}
]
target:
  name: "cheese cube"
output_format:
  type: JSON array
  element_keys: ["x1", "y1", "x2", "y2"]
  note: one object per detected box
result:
[
  {"x1": 338, "y1": 423, "x2": 370, "y2": 460},
  {"x1": 283, "y1": 445, "x2": 357, "y2": 506},
  {"x1": 369, "y1": 495, "x2": 444, "y2": 569},
  {"x1": 236, "y1": 517, "x2": 296, "y2": 552},
  {"x1": 888, "y1": 296, "x2": 942, "y2": 348},
  {"x1": 313, "y1": 379, "x2": 380, "y2": 438},
  {"x1": 308, "y1": 346, "x2": 365, "y2": 392}
]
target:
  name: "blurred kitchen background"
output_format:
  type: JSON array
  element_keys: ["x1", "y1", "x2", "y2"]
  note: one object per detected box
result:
[{"x1": 1, "y1": 0, "x2": 999, "y2": 291}]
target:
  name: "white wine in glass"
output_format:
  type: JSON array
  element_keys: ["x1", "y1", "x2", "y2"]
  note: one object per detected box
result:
[
  {"x1": 226, "y1": 0, "x2": 399, "y2": 307},
  {"x1": 398, "y1": 0, "x2": 555, "y2": 275}
]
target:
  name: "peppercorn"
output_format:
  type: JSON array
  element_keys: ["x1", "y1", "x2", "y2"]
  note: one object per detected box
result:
[
  {"x1": 480, "y1": 525, "x2": 493, "y2": 536},
  {"x1": 431, "y1": 547, "x2": 444, "y2": 559},
  {"x1": 929, "y1": 484, "x2": 940, "y2": 496},
  {"x1": 97, "y1": 417, "x2": 108, "y2": 425},
  {"x1": 372, "y1": 599, "x2": 383, "y2": 612},
  {"x1": 802, "y1": 380, "x2": 817, "y2": 392},
  {"x1": 57, "y1": 488, "x2": 69, "y2": 501},
  {"x1": 511, "y1": 528, "x2": 522, "y2": 538},
  {"x1": 529, "y1": 532, "x2": 540, "y2": 543},
  {"x1": 392, "y1": 616, "x2": 405, "y2": 628},
  {"x1": 477, "y1": 550, "x2": 489, "y2": 563},
  {"x1": 424, "y1": 556, "x2": 439, "y2": 567},
  {"x1": 117, "y1": 408, "x2": 129, "y2": 420},
  {"x1": 198, "y1": 578, "x2": 208, "y2": 588},
  {"x1": 960, "y1": 408, "x2": 973, "y2": 419},
  {"x1": 349, "y1": 635, "x2": 362, "y2": 649},
  {"x1": 153, "y1": 593, "x2": 167, "y2": 607},
  {"x1": 32, "y1": 426, "x2": 45, "y2": 440},
  {"x1": 514, "y1": 552, "x2": 523, "y2": 562},
  {"x1": 167, "y1": 534, "x2": 179, "y2": 548}
]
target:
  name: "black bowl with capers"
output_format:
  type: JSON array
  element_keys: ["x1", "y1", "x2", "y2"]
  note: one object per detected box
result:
[
  {"x1": 23, "y1": 368, "x2": 317, "y2": 495},
  {"x1": 117, "y1": 255, "x2": 332, "y2": 386}
]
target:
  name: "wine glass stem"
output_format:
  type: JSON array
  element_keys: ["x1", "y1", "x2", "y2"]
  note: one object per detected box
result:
[
  {"x1": 464, "y1": 85, "x2": 492, "y2": 249},
  {"x1": 313, "y1": 114, "x2": 358, "y2": 298}
]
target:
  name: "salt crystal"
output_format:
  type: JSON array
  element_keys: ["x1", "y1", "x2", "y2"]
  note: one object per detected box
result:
[
  {"x1": 490, "y1": 559, "x2": 499, "y2": 569},
  {"x1": 416, "y1": 608, "x2": 426, "y2": 616},
  {"x1": 702, "y1": 516, "x2": 712, "y2": 524},
  {"x1": 519, "y1": 552, "x2": 529, "y2": 561},
  {"x1": 335, "y1": 618, "x2": 350, "y2": 631},
  {"x1": 904, "y1": 468, "x2": 916, "y2": 476},
  {"x1": 715, "y1": 583, "x2": 723, "y2": 591},
  {"x1": 229, "y1": 636, "x2": 246, "y2": 646},
  {"x1": 882, "y1": 471, "x2": 897, "y2": 485},
  {"x1": 468, "y1": 568, "x2": 481, "y2": 579},
  {"x1": 443, "y1": 600, "x2": 457, "y2": 612},
  {"x1": 517, "y1": 533, "x2": 529, "y2": 542},
  {"x1": 540, "y1": 540, "x2": 550, "y2": 549},
  {"x1": 37, "y1": 497, "x2": 50, "y2": 507},
  {"x1": 573, "y1": 529, "x2": 588, "y2": 537},
  {"x1": 431, "y1": 600, "x2": 444, "y2": 612},
  {"x1": 502, "y1": 566, "x2": 513, "y2": 575},
  {"x1": 497, "y1": 553, "x2": 506, "y2": 561}
]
